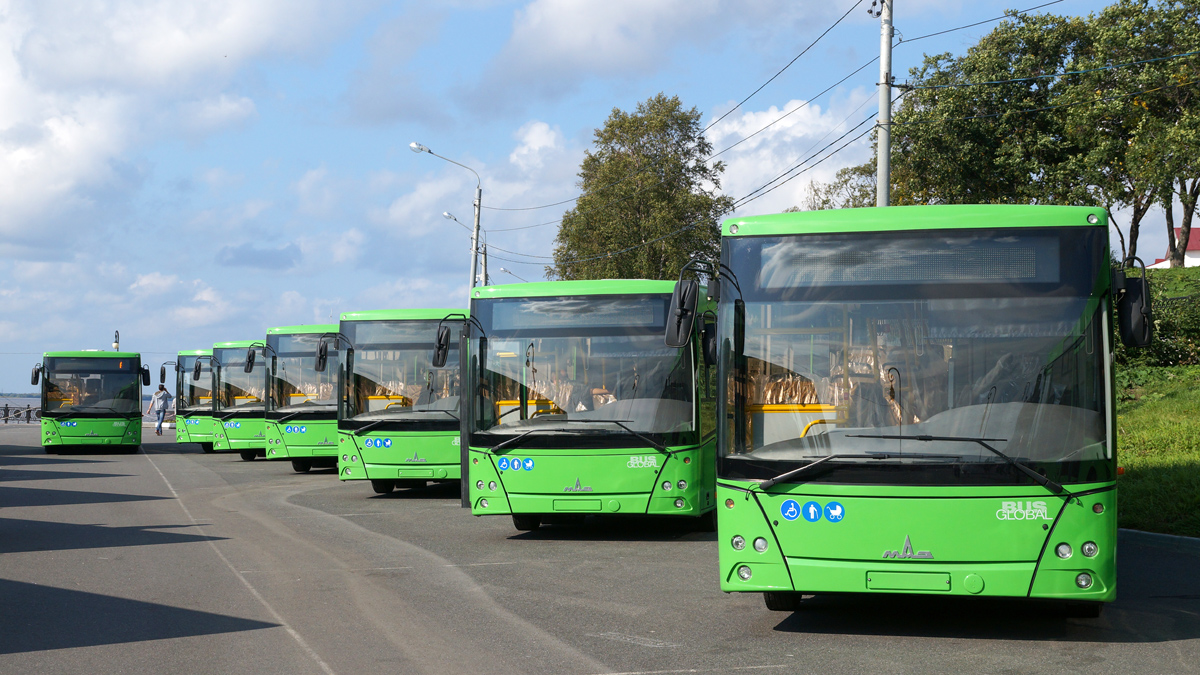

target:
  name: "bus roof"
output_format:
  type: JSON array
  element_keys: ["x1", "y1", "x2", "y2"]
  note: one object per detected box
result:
[
  {"x1": 340, "y1": 309, "x2": 465, "y2": 322},
  {"x1": 722, "y1": 204, "x2": 1107, "y2": 237},
  {"x1": 472, "y1": 279, "x2": 678, "y2": 301},
  {"x1": 213, "y1": 340, "x2": 258, "y2": 349},
  {"x1": 267, "y1": 324, "x2": 338, "y2": 336},
  {"x1": 43, "y1": 350, "x2": 141, "y2": 359},
  {"x1": 177, "y1": 349, "x2": 211, "y2": 357}
]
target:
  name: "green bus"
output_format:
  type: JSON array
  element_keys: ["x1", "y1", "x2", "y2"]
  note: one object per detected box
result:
[
  {"x1": 452, "y1": 280, "x2": 717, "y2": 531},
  {"x1": 168, "y1": 349, "x2": 215, "y2": 452},
  {"x1": 34, "y1": 351, "x2": 150, "y2": 453},
  {"x1": 335, "y1": 309, "x2": 465, "y2": 494},
  {"x1": 670, "y1": 205, "x2": 1152, "y2": 617},
  {"x1": 211, "y1": 340, "x2": 268, "y2": 461},
  {"x1": 263, "y1": 324, "x2": 340, "y2": 472}
]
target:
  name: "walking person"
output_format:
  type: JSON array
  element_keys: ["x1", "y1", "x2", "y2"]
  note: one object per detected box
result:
[{"x1": 146, "y1": 384, "x2": 174, "y2": 436}]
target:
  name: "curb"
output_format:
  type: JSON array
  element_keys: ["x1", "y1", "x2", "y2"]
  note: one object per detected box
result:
[{"x1": 1118, "y1": 528, "x2": 1200, "y2": 556}]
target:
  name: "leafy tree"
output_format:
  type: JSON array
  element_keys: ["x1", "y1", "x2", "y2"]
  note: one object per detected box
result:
[
  {"x1": 799, "y1": 162, "x2": 876, "y2": 210},
  {"x1": 549, "y1": 94, "x2": 733, "y2": 280}
]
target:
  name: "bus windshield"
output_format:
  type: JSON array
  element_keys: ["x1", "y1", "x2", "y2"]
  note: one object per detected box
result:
[
  {"x1": 469, "y1": 294, "x2": 696, "y2": 446},
  {"x1": 341, "y1": 320, "x2": 461, "y2": 431},
  {"x1": 267, "y1": 334, "x2": 337, "y2": 415},
  {"x1": 720, "y1": 227, "x2": 1110, "y2": 483},
  {"x1": 43, "y1": 357, "x2": 141, "y2": 416},
  {"x1": 177, "y1": 355, "x2": 212, "y2": 415},
  {"x1": 214, "y1": 347, "x2": 267, "y2": 413}
]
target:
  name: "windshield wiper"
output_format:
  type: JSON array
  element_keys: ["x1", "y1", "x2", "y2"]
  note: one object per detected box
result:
[
  {"x1": 489, "y1": 428, "x2": 587, "y2": 454},
  {"x1": 70, "y1": 405, "x2": 127, "y2": 414},
  {"x1": 416, "y1": 409, "x2": 459, "y2": 421},
  {"x1": 559, "y1": 419, "x2": 667, "y2": 454},
  {"x1": 759, "y1": 453, "x2": 897, "y2": 490},
  {"x1": 847, "y1": 434, "x2": 1071, "y2": 497}
]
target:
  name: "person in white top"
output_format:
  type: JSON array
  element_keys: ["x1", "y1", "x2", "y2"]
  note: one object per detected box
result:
[{"x1": 146, "y1": 384, "x2": 174, "y2": 436}]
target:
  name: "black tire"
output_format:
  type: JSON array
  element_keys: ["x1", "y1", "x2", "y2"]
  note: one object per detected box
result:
[
  {"x1": 1062, "y1": 601, "x2": 1104, "y2": 619},
  {"x1": 512, "y1": 514, "x2": 541, "y2": 531},
  {"x1": 695, "y1": 509, "x2": 717, "y2": 532},
  {"x1": 201, "y1": 442, "x2": 215, "y2": 453},
  {"x1": 763, "y1": 592, "x2": 805, "y2": 612},
  {"x1": 239, "y1": 450, "x2": 257, "y2": 462},
  {"x1": 371, "y1": 480, "x2": 395, "y2": 494},
  {"x1": 120, "y1": 445, "x2": 140, "y2": 454},
  {"x1": 43, "y1": 446, "x2": 57, "y2": 454},
  {"x1": 291, "y1": 459, "x2": 313, "y2": 473}
]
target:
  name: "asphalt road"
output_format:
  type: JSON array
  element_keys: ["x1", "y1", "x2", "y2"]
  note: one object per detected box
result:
[{"x1": 1, "y1": 426, "x2": 1198, "y2": 675}]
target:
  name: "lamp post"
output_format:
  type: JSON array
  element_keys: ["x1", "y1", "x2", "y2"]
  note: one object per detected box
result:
[
  {"x1": 411, "y1": 142, "x2": 482, "y2": 296},
  {"x1": 444, "y1": 212, "x2": 488, "y2": 285},
  {"x1": 497, "y1": 267, "x2": 527, "y2": 283}
]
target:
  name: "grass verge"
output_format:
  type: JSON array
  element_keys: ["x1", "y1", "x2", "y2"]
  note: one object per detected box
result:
[{"x1": 1116, "y1": 365, "x2": 1200, "y2": 538}]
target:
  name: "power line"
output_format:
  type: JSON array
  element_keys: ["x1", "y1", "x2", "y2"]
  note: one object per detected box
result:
[
  {"x1": 898, "y1": 0, "x2": 1064, "y2": 43},
  {"x1": 703, "y1": 0, "x2": 867, "y2": 133},
  {"x1": 901, "y1": 49, "x2": 1200, "y2": 90}
]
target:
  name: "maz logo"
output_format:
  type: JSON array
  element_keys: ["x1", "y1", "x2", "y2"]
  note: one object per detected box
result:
[
  {"x1": 563, "y1": 478, "x2": 593, "y2": 493},
  {"x1": 883, "y1": 536, "x2": 933, "y2": 559},
  {"x1": 405, "y1": 451, "x2": 427, "y2": 463}
]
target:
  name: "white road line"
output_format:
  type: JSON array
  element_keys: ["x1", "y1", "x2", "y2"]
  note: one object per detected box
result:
[
  {"x1": 443, "y1": 561, "x2": 519, "y2": 567},
  {"x1": 588, "y1": 666, "x2": 788, "y2": 675},
  {"x1": 144, "y1": 453, "x2": 337, "y2": 675}
]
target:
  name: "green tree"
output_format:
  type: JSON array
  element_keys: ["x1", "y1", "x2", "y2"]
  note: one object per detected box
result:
[
  {"x1": 798, "y1": 162, "x2": 877, "y2": 210},
  {"x1": 890, "y1": 11, "x2": 1094, "y2": 206},
  {"x1": 549, "y1": 94, "x2": 734, "y2": 280}
]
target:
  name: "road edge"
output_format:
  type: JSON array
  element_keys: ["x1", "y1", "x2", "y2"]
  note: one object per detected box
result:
[{"x1": 1118, "y1": 528, "x2": 1200, "y2": 555}]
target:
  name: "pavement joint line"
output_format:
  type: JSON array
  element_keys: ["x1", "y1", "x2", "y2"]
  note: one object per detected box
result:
[
  {"x1": 143, "y1": 452, "x2": 338, "y2": 675},
  {"x1": 239, "y1": 567, "x2": 415, "y2": 574},
  {"x1": 586, "y1": 666, "x2": 788, "y2": 675},
  {"x1": 443, "y1": 561, "x2": 519, "y2": 567}
]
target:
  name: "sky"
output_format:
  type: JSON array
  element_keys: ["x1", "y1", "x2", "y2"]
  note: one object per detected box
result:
[{"x1": 0, "y1": 0, "x2": 1138, "y2": 393}]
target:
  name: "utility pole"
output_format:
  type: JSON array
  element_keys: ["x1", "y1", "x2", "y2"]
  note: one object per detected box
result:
[
  {"x1": 481, "y1": 243, "x2": 489, "y2": 286},
  {"x1": 470, "y1": 184, "x2": 482, "y2": 291},
  {"x1": 873, "y1": 0, "x2": 894, "y2": 207}
]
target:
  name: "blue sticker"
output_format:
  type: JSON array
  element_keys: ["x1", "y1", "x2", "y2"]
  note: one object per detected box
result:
[
  {"x1": 383, "y1": 438, "x2": 392, "y2": 448},
  {"x1": 802, "y1": 501, "x2": 823, "y2": 522},
  {"x1": 824, "y1": 501, "x2": 845, "y2": 522},
  {"x1": 780, "y1": 499, "x2": 801, "y2": 521},
  {"x1": 300, "y1": 426, "x2": 307, "y2": 433},
  {"x1": 365, "y1": 438, "x2": 375, "y2": 448},
  {"x1": 235, "y1": 422, "x2": 241, "y2": 429},
  {"x1": 523, "y1": 458, "x2": 534, "y2": 471},
  {"x1": 497, "y1": 457, "x2": 510, "y2": 471},
  {"x1": 285, "y1": 425, "x2": 293, "y2": 433},
  {"x1": 511, "y1": 458, "x2": 522, "y2": 471}
]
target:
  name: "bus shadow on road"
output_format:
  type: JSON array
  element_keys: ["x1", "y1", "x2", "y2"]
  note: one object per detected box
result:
[
  {"x1": 0, "y1": 578, "x2": 277, "y2": 654},
  {"x1": 0, "y1": 517, "x2": 228, "y2": 555},
  {"x1": 0, "y1": 485, "x2": 168, "y2": 509},
  {"x1": 0, "y1": 468, "x2": 135, "y2": 482},
  {"x1": 508, "y1": 516, "x2": 718, "y2": 543},
  {"x1": 370, "y1": 481, "x2": 463, "y2": 501}
]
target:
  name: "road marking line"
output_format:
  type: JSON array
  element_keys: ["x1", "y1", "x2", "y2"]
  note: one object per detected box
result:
[
  {"x1": 443, "y1": 562, "x2": 519, "y2": 567},
  {"x1": 145, "y1": 453, "x2": 338, "y2": 675},
  {"x1": 588, "y1": 667, "x2": 788, "y2": 675},
  {"x1": 586, "y1": 632, "x2": 680, "y2": 648}
]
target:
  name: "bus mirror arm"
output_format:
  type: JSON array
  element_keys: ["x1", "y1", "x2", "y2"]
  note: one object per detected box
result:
[
  {"x1": 1116, "y1": 257, "x2": 1154, "y2": 349},
  {"x1": 313, "y1": 332, "x2": 353, "y2": 373}
]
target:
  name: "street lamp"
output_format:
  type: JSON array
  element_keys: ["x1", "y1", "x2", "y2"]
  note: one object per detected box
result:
[
  {"x1": 497, "y1": 267, "x2": 527, "y2": 283},
  {"x1": 444, "y1": 212, "x2": 488, "y2": 285},
  {"x1": 412, "y1": 142, "x2": 483, "y2": 296}
]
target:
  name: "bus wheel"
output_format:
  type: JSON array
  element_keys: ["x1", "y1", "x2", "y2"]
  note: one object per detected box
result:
[
  {"x1": 201, "y1": 443, "x2": 215, "y2": 453},
  {"x1": 695, "y1": 509, "x2": 717, "y2": 532},
  {"x1": 291, "y1": 460, "x2": 313, "y2": 473},
  {"x1": 239, "y1": 451, "x2": 257, "y2": 461},
  {"x1": 763, "y1": 592, "x2": 804, "y2": 612},
  {"x1": 43, "y1": 446, "x2": 57, "y2": 455},
  {"x1": 121, "y1": 445, "x2": 141, "y2": 454},
  {"x1": 512, "y1": 514, "x2": 541, "y2": 531},
  {"x1": 371, "y1": 480, "x2": 395, "y2": 494},
  {"x1": 1062, "y1": 601, "x2": 1103, "y2": 619}
]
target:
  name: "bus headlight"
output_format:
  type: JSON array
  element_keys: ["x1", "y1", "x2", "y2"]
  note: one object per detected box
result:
[
  {"x1": 661, "y1": 481, "x2": 672, "y2": 491},
  {"x1": 1081, "y1": 541, "x2": 1098, "y2": 557},
  {"x1": 737, "y1": 565, "x2": 752, "y2": 580},
  {"x1": 731, "y1": 535, "x2": 746, "y2": 550},
  {"x1": 342, "y1": 454, "x2": 348, "y2": 461},
  {"x1": 677, "y1": 480, "x2": 687, "y2": 490},
  {"x1": 480, "y1": 499, "x2": 489, "y2": 508},
  {"x1": 476, "y1": 480, "x2": 484, "y2": 490},
  {"x1": 1076, "y1": 573, "x2": 1093, "y2": 589},
  {"x1": 1055, "y1": 543, "x2": 1072, "y2": 559},
  {"x1": 351, "y1": 455, "x2": 357, "y2": 462},
  {"x1": 488, "y1": 481, "x2": 497, "y2": 491},
  {"x1": 674, "y1": 498, "x2": 685, "y2": 508},
  {"x1": 753, "y1": 537, "x2": 769, "y2": 553}
]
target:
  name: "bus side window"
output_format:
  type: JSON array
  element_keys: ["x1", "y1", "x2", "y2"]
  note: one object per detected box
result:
[{"x1": 699, "y1": 359, "x2": 717, "y2": 439}]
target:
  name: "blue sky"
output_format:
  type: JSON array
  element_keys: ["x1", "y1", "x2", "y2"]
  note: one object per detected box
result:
[{"x1": 0, "y1": 0, "x2": 1136, "y2": 392}]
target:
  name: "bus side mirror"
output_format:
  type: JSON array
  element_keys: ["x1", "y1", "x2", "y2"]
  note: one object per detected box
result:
[
  {"x1": 1117, "y1": 261, "x2": 1154, "y2": 348},
  {"x1": 193, "y1": 360, "x2": 203, "y2": 381},
  {"x1": 702, "y1": 320, "x2": 717, "y2": 366},
  {"x1": 315, "y1": 341, "x2": 328, "y2": 373},
  {"x1": 243, "y1": 348, "x2": 256, "y2": 373},
  {"x1": 159, "y1": 365, "x2": 167, "y2": 384},
  {"x1": 141, "y1": 366, "x2": 151, "y2": 386},
  {"x1": 31, "y1": 366, "x2": 40, "y2": 386},
  {"x1": 432, "y1": 326, "x2": 451, "y2": 368},
  {"x1": 665, "y1": 280, "x2": 699, "y2": 348}
]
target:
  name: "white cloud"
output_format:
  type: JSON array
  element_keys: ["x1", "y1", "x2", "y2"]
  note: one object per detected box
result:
[
  {"x1": 170, "y1": 281, "x2": 233, "y2": 328},
  {"x1": 178, "y1": 94, "x2": 257, "y2": 135},
  {"x1": 330, "y1": 228, "x2": 365, "y2": 264},
  {"x1": 508, "y1": 120, "x2": 563, "y2": 172},
  {"x1": 294, "y1": 166, "x2": 336, "y2": 216},
  {"x1": 128, "y1": 272, "x2": 181, "y2": 296}
]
